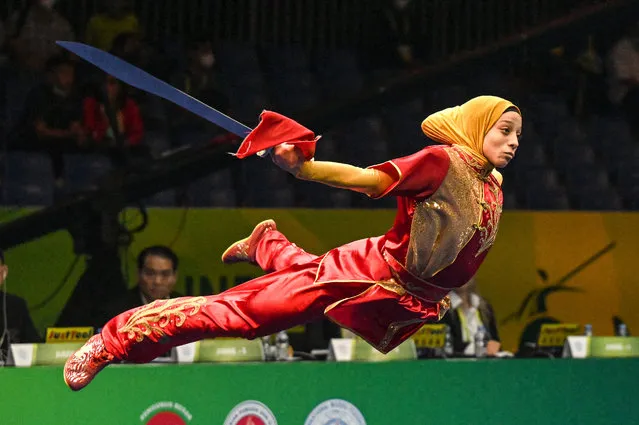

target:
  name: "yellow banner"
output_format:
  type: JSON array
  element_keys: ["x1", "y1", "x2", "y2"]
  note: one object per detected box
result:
[{"x1": 477, "y1": 212, "x2": 639, "y2": 352}]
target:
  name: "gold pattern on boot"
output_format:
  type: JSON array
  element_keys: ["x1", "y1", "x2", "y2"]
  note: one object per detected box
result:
[
  {"x1": 118, "y1": 297, "x2": 207, "y2": 342},
  {"x1": 63, "y1": 334, "x2": 115, "y2": 391}
]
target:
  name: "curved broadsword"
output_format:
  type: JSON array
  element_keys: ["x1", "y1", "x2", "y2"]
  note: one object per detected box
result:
[{"x1": 56, "y1": 41, "x2": 272, "y2": 155}]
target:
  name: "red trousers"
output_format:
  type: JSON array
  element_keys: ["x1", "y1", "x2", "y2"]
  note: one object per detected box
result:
[{"x1": 101, "y1": 231, "x2": 442, "y2": 362}]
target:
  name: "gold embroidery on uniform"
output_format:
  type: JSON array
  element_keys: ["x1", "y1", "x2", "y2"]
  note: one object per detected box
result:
[
  {"x1": 438, "y1": 296, "x2": 451, "y2": 320},
  {"x1": 475, "y1": 181, "x2": 503, "y2": 256},
  {"x1": 118, "y1": 297, "x2": 207, "y2": 342},
  {"x1": 376, "y1": 279, "x2": 407, "y2": 296},
  {"x1": 405, "y1": 147, "x2": 483, "y2": 280}
]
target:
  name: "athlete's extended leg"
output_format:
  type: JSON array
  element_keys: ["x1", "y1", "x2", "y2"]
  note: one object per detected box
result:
[
  {"x1": 222, "y1": 219, "x2": 318, "y2": 272},
  {"x1": 63, "y1": 256, "x2": 370, "y2": 391}
]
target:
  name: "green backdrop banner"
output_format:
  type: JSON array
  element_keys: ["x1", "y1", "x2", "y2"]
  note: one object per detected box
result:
[
  {"x1": 3, "y1": 208, "x2": 639, "y2": 352},
  {"x1": 1, "y1": 359, "x2": 637, "y2": 424}
]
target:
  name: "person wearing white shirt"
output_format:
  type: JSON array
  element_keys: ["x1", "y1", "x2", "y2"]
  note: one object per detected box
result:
[{"x1": 441, "y1": 277, "x2": 501, "y2": 357}]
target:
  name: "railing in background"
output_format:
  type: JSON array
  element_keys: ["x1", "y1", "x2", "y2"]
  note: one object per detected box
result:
[{"x1": 1, "y1": 0, "x2": 611, "y2": 56}]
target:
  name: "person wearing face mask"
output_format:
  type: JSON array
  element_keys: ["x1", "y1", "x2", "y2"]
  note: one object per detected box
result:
[
  {"x1": 6, "y1": 0, "x2": 75, "y2": 71},
  {"x1": 440, "y1": 276, "x2": 501, "y2": 357},
  {"x1": 168, "y1": 36, "x2": 230, "y2": 141},
  {"x1": 0, "y1": 249, "x2": 42, "y2": 363},
  {"x1": 85, "y1": 0, "x2": 140, "y2": 52},
  {"x1": 608, "y1": 21, "x2": 639, "y2": 139},
  {"x1": 64, "y1": 95, "x2": 522, "y2": 391}
]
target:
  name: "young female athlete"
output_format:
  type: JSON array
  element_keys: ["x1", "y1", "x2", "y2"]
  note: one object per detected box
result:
[{"x1": 64, "y1": 95, "x2": 521, "y2": 391}]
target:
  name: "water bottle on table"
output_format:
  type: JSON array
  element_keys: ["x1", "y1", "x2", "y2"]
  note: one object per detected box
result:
[
  {"x1": 617, "y1": 323, "x2": 628, "y2": 337},
  {"x1": 276, "y1": 331, "x2": 290, "y2": 361},
  {"x1": 475, "y1": 326, "x2": 487, "y2": 358},
  {"x1": 584, "y1": 324, "x2": 593, "y2": 337},
  {"x1": 444, "y1": 325, "x2": 454, "y2": 357}
]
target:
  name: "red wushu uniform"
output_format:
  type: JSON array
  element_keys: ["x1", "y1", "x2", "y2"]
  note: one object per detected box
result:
[{"x1": 98, "y1": 143, "x2": 503, "y2": 362}]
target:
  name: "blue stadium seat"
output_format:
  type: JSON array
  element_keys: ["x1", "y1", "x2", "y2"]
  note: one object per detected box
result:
[
  {"x1": 502, "y1": 189, "x2": 518, "y2": 210},
  {"x1": 146, "y1": 130, "x2": 171, "y2": 157},
  {"x1": 144, "y1": 189, "x2": 177, "y2": 207},
  {"x1": 512, "y1": 141, "x2": 547, "y2": 170},
  {"x1": 615, "y1": 160, "x2": 639, "y2": 196},
  {"x1": 4, "y1": 152, "x2": 53, "y2": 183},
  {"x1": 339, "y1": 117, "x2": 388, "y2": 166},
  {"x1": 187, "y1": 169, "x2": 236, "y2": 207},
  {"x1": 208, "y1": 188, "x2": 237, "y2": 207},
  {"x1": 622, "y1": 187, "x2": 639, "y2": 210},
  {"x1": 244, "y1": 186, "x2": 294, "y2": 207},
  {"x1": 576, "y1": 188, "x2": 623, "y2": 211},
  {"x1": 268, "y1": 72, "x2": 320, "y2": 113},
  {"x1": 3, "y1": 183, "x2": 54, "y2": 206},
  {"x1": 3, "y1": 72, "x2": 42, "y2": 133},
  {"x1": 63, "y1": 154, "x2": 113, "y2": 193},
  {"x1": 314, "y1": 50, "x2": 364, "y2": 100},
  {"x1": 565, "y1": 165, "x2": 610, "y2": 194},
  {"x1": 217, "y1": 43, "x2": 262, "y2": 75},
  {"x1": 381, "y1": 99, "x2": 428, "y2": 157},
  {"x1": 514, "y1": 166, "x2": 559, "y2": 193},
  {"x1": 428, "y1": 85, "x2": 468, "y2": 111},
  {"x1": 553, "y1": 141, "x2": 596, "y2": 169},
  {"x1": 525, "y1": 186, "x2": 570, "y2": 210},
  {"x1": 2, "y1": 152, "x2": 55, "y2": 206},
  {"x1": 261, "y1": 45, "x2": 311, "y2": 74}
]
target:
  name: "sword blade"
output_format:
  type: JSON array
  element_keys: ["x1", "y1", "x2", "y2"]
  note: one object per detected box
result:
[{"x1": 57, "y1": 41, "x2": 252, "y2": 138}]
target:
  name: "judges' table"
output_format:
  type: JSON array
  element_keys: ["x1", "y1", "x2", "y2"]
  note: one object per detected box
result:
[{"x1": 1, "y1": 358, "x2": 636, "y2": 425}]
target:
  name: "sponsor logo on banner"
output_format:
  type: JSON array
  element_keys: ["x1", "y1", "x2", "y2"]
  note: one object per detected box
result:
[
  {"x1": 224, "y1": 400, "x2": 277, "y2": 425},
  {"x1": 305, "y1": 399, "x2": 367, "y2": 425},
  {"x1": 45, "y1": 327, "x2": 94, "y2": 343},
  {"x1": 140, "y1": 401, "x2": 193, "y2": 425}
]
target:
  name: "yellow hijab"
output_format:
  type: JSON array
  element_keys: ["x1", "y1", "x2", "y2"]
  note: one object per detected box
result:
[{"x1": 421, "y1": 95, "x2": 521, "y2": 169}]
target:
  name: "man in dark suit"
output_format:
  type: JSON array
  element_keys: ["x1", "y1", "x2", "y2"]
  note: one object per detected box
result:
[
  {"x1": 0, "y1": 250, "x2": 42, "y2": 361},
  {"x1": 97, "y1": 245, "x2": 181, "y2": 328}
]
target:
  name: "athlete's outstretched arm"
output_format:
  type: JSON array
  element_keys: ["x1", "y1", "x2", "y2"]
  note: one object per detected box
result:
[{"x1": 271, "y1": 144, "x2": 394, "y2": 198}]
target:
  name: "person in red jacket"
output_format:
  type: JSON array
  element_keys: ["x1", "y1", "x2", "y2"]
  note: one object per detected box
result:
[
  {"x1": 64, "y1": 95, "x2": 521, "y2": 391},
  {"x1": 83, "y1": 74, "x2": 144, "y2": 148}
]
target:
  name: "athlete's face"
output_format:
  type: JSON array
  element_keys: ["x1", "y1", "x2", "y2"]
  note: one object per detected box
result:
[{"x1": 482, "y1": 111, "x2": 521, "y2": 168}]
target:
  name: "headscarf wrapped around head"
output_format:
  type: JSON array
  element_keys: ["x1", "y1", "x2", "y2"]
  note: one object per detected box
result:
[{"x1": 421, "y1": 95, "x2": 521, "y2": 168}]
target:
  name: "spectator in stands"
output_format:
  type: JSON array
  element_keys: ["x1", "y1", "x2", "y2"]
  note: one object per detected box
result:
[
  {"x1": 84, "y1": 0, "x2": 140, "y2": 52},
  {"x1": 11, "y1": 54, "x2": 85, "y2": 185},
  {"x1": 0, "y1": 249, "x2": 42, "y2": 361},
  {"x1": 5, "y1": 0, "x2": 75, "y2": 72},
  {"x1": 440, "y1": 277, "x2": 501, "y2": 357},
  {"x1": 82, "y1": 73, "x2": 145, "y2": 152},
  {"x1": 98, "y1": 246, "x2": 181, "y2": 325},
  {"x1": 607, "y1": 21, "x2": 639, "y2": 138},
  {"x1": 110, "y1": 31, "x2": 147, "y2": 70},
  {"x1": 169, "y1": 35, "x2": 230, "y2": 137},
  {"x1": 365, "y1": 0, "x2": 422, "y2": 72}
]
